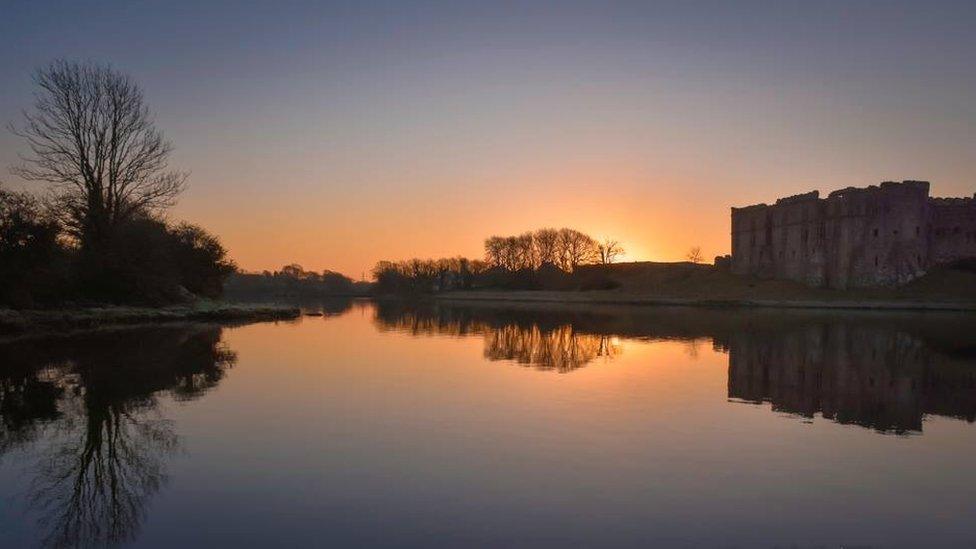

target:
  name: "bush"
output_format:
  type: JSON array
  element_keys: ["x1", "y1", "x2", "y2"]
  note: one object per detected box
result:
[
  {"x1": 79, "y1": 217, "x2": 236, "y2": 305},
  {"x1": 169, "y1": 223, "x2": 237, "y2": 299},
  {"x1": 1, "y1": 186, "x2": 235, "y2": 308},
  {"x1": 0, "y1": 187, "x2": 71, "y2": 308}
]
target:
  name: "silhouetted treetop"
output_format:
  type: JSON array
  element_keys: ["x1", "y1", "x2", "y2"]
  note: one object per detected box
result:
[
  {"x1": 3, "y1": 61, "x2": 234, "y2": 306},
  {"x1": 485, "y1": 227, "x2": 606, "y2": 272},
  {"x1": 11, "y1": 60, "x2": 186, "y2": 246}
]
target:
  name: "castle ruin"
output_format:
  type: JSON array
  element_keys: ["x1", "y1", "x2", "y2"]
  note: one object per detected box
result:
[{"x1": 730, "y1": 181, "x2": 976, "y2": 289}]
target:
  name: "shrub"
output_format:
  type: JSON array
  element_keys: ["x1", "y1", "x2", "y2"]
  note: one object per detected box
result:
[{"x1": 0, "y1": 187, "x2": 70, "y2": 308}]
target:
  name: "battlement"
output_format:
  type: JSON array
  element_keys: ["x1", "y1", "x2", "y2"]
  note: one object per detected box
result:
[
  {"x1": 826, "y1": 180, "x2": 930, "y2": 200},
  {"x1": 775, "y1": 190, "x2": 820, "y2": 205},
  {"x1": 827, "y1": 185, "x2": 875, "y2": 199},
  {"x1": 730, "y1": 201, "x2": 769, "y2": 212},
  {"x1": 930, "y1": 196, "x2": 976, "y2": 206},
  {"x1": 881, "y1": 179, "x2": 930, "y2": 191}
]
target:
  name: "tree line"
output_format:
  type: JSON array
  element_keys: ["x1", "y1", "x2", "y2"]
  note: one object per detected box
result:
[
  {"x1": 372, "y1": 257, "x2": 489, "y2": 294},
  {"x1": 1, "y1": 60, "x2": 234, "y2": 308},
  {"x1": 225, "y1": 264, "x2": 370, "y2": 298},
  {"x1": 372, "y1": 228, "x2": 624, "y2": 293},
  {"x1": 485, "y1": 228, "x2": 623, "y2": 271}
]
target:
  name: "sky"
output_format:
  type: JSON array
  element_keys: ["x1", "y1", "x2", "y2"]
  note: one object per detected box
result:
[{"x1": 2, "y1": 1, "x2": 975, "y2": 277}]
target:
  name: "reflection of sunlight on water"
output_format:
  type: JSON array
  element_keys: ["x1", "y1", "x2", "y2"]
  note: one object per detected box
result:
[
  {"x1": 484, "y1": 325, "x2": 622, "y2": 372},
  {"x1": 370, "y1": 301, "x2": 976, "y2": 435},
  {"x1": 5, "y1": 301, "x2": 976, "y2": 548},
  {"x1": 373, "y1": 307, "x2": 626, "y2": 372}
]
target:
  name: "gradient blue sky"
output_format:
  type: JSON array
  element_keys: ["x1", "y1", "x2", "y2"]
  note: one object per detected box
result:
[{"x1": 2, "y1": 1, "x2": 975, "y2": 275}]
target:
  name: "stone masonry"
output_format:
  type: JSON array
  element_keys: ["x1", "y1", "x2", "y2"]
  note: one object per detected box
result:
[{"x1": 730, "y1": 181, "x2": 976, "y2": 288}]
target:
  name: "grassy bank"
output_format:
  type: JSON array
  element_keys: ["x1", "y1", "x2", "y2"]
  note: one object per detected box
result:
[
  {"x1": 435, "y1": 290, "x2": 976, "y2": 311},
  {"x1": 0, "y1": 301, "x2": 301, "y2": 334},
  {"x1": 435, "y1": 261, "x2": 976, "y2": 312}
]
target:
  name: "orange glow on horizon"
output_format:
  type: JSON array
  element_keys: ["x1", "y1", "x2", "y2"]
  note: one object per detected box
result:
[{"x1": 172, "y1": 169, "x2": 734, "y2": 277}]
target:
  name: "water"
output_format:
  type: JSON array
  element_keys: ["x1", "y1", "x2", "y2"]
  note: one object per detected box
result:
[{"x1": 2, "y1": 299, "x2": 976, "y2": 548}]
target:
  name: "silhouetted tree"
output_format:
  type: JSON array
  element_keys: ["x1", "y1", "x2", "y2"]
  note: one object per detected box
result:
[
  {"x1": 557, "y1": 228, "x2": 599, "y2": 271},
  {"x1": 0, "y1": 184, "x2": 69, "y2": 307},
  {"x1": 74, "y1": 215, "x2": 235, "y2": 304},
  {"x1": 3, "y1": 61, "x2": 242, "y2": 305},
  {"x1": 372, "y1": 256, "x2": 485, "y2": 293},
  {"x1": 11, "y1": 60, "x2": 187, "y2": 293},
  {"x1": 169, "y1": 223, "x2": 237, "y2": 298},
  {"x1": 485, "y1": 228, "x2": 603, "y2": 273},
  {"x1": 687, "y1": 246, "x2": 703, "y2": 264},
  {"x1": 225, "y1": 265, "x2": 361, "y2": 298},
  {"x1": 597, "y1": 238, "x2": 624, "y2": 265},
  {"x1": 11, "y1": 60, "x2": 186, "y2": 245},
  {"x1": 533, "y1": 228, "x2": 560, "y2": 266}
]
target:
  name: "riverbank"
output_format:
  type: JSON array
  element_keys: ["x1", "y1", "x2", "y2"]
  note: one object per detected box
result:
[
  {"x1": 435, "y1": 290, "x2": 976, "y2": 312},
  {"x1": 430, "y1": 261, "x2": 976, "y2": 312},
  {"x1": 0, "y1": 301, "x2": 302, "y2": 334}
]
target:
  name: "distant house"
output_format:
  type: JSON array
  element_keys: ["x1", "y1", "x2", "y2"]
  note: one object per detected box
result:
[{"x1": 730, "y1": 181, "x2": 976, "y2": 288}]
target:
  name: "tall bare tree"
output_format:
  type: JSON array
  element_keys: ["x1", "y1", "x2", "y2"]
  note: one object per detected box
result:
[
  {"x1": 10, "y1": 60, "x2": 186, "y2": 249},
  {"x1": 598, "y1": 238, "x2": 624, "y2": 265},
  {"x1": 686, "y1": 246, "x2": 703, "y2": 264}
]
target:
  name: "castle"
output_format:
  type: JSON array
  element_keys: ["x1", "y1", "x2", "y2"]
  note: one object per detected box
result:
[{"x1": 730, "y1": 181, "x2": 976, "y2": 289}]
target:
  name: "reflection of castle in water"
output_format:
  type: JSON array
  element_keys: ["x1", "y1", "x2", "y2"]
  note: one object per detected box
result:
[
  {"x1": 374, "y1": 301, "x2": 976, "y2": 433},
  {"x1": 728, "y1": 324, "x2": 976, "y2": 434},
  {"x1": 0, "y1": 325, "x2": 235, "y2": 548}
]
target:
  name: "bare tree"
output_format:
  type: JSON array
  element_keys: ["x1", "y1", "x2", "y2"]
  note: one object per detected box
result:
[
  {"x1": 686, "y1": 246, "x2": 703, "y2": 264},
  {"x1": 598, "y1": 238, "x2": 624, "y2": 265},
  {"x1": 533, "y1": 228, "x2": 560, "y2": 266},
  {"x1": 10, "y1": 60, "x2": 186, "y2": 248},
  {"x1": 513, "y1": 232, "x2": 537, "y2": 270},
  {"x1": 484, "y1": 236, "x2": 504, "y2": 269},
  {"x1": 485, "y1": 227, "x2": 601, "y2": 272},
  {"x1": 557, "y1": 228, "x2": 598, "y2": 271}
]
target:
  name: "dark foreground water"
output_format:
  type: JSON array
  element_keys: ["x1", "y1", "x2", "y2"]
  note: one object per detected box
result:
[{"x1": 2, "y1": 300, "x2": 976, "y2": 548}]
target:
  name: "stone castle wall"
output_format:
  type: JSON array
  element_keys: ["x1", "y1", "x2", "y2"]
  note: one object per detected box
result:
[{"x1": 730, "y1": 181, "x2": 976, "y2": 289}]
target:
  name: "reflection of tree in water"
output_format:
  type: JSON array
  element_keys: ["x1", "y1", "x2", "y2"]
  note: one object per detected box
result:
[
  {"x1": 373, "y1": 301, "x2": 621, "y2": 372},
  {"x1": 0, "y1": 325, "x2": 235, "y2": 548},
  {"x1": 485, "y1": 324, "x2": 620, "y2": 372},
  {"x1": 375, "y1": 300, "x2": 976, "y2": 433},
  {"x1": 0, "y1": 363, "x2": 63, "y2": 456}
]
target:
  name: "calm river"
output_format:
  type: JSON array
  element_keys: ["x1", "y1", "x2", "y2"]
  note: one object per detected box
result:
[{"x1": 2, "y1": 299, "x2": 976, "y2": 547}]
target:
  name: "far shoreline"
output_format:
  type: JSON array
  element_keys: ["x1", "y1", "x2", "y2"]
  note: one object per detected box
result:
[
  {"x1": 0, "y1": 301, "x2": 302, "y2": 335},
  {"x1": 433, "y1": 290, "x2": 976, "y2": 312}
]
